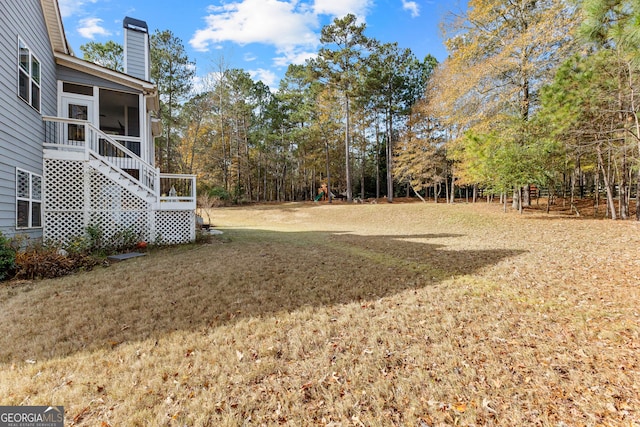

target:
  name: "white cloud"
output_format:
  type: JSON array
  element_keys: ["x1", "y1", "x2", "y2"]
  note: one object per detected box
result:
[
  {"x1": 77, "y1": 17, "x2": 112, "y2": 39},
  {"x1": 248, "y1": 68, "x2": 279, "y2": 87},
  {"x1": 190, "y1": 0, "x2": 319, "y2": 52},
  {"x1": 189, "y1": 0, "x2": 376, "y2": 82},
  {"x1": 273, "y1": 48, "x2": 317, "y2": 67},
  {"x1": 190, "y1": 75, "x2": 209, "y2": 95},
  {"x1": 312, "y1": 0, "x2": 372, "y2": 18},
  {"x1": 401, "y1": 0, "x2": 420, "y2": 18},
  {"x1": 244, "y1": 52, "x2": 258, "y2": 62},
  {"x1": 57, "y1": 0, "x2": 97, "y2": 18}
]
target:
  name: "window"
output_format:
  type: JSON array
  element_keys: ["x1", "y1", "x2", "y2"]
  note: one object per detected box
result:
[
  {"x1": 18, "y1": 38, "x2": 41, "y2": 111},
  {"x1": 16, "y1": 169, "x2": 42, "y2": 229},
  {"x1": 63, "y1": 82, "x2": 93, "y2": 96}
]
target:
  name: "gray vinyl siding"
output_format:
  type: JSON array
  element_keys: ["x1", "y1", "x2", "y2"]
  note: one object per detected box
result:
[
  {"x1": 0, "y1": 0, "x2": 56, "y2": 239},
  {"x1": 57, "y1": 65, "x2": 142, "y2": 93},
  {"x1": 125, "y1": 30, "x2": 148, "y2": 81}
]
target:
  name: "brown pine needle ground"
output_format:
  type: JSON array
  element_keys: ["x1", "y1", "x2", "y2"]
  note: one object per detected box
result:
[{"x1": 1, "y1": 202, "x2": 639, "y2": 426}]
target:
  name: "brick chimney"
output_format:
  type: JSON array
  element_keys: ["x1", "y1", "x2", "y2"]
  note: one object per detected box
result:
[{"x1": 123, "y1": 16, "x2": 150, "y2": 81}]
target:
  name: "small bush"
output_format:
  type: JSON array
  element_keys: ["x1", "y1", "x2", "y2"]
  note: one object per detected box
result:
[
  {"x1": 86, "y1": 224, "x2": 105, "y2": 254},
  {"x1": 84, "y1": 224, "x2": 141, "y2": 255},
  {"x1": 14, "y1": 245, "x2": 100, "y2": 280},
  {"x1": 110, "y1": 227, "x2": 140, "y2": 253},
  {"x1": 0, "y1": 232, "x2": 16, "y2": 281},
  {"x1": 14, "y1": 248, "x2": 73, "y2": 279},
  {"x1": 208, "y1": 186, "x2": 230, "y2": 201},
  {"x1": 62, "y1": 234, "x2": 91, "y2": 256}
]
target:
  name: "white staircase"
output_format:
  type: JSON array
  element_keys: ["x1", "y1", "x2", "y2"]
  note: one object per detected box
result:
[
  {"x1": 88, "y1": 157, "x2": 157, "y2": 205},
  {"x1": 43, "y1": 116, "x2": 197, "y2": 245}
]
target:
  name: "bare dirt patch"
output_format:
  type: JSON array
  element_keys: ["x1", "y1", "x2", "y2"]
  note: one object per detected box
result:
[{"x1": 1, "y1": 202, "x2": 639, "y2": 425}]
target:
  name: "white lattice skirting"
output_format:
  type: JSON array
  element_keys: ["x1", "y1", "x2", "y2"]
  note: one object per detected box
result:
[
  {"x1": 44, "y1": 158, "x2": 195, "y2": 246},
  {"x1": 155, "y1": 210, "x2": 196, "y2": 245}
]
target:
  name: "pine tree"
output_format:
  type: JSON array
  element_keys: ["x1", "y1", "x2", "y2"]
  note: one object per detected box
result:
[{"x1": 150, "y1": 30, "x2": 195, "y2": 173}]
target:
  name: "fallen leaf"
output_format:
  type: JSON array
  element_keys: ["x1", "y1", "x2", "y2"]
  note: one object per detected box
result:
[{"x1": 454, "y1": 402, "x2": 467, "y2": 412}]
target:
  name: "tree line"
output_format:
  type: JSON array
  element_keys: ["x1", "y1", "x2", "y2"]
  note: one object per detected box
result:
[{"x1": 81, "y1": 0, "x2": 640, "y2": 219}]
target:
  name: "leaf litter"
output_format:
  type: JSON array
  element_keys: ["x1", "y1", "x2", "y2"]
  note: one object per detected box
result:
[{"x1": 0, "y1": 201, "x2": 639, "y2": 425}]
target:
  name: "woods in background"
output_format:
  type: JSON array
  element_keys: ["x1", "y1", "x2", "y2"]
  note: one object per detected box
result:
[{"x1": 82, "y1": 0, "x2": 640, "y2": 219}]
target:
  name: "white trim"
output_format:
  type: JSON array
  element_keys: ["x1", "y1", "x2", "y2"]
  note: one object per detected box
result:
[
  {"x1": 40, "y1": 0, "x2": 71, "y2": 55},
  {"x1": 43, "y1": 149, "x2": 85, "y2": 160},
  {"x1": 17, "y1": 37, "x2": 42, "y2": 112},
  {"x1": 55, "y1": 53, "x2": 160, "y2": 113},
  {"x1": 93, "y1": 86, "x2": 100, "y2": 127},
  {"x1": 55, "y1": 52, "x2": 156, "y2": 92},
  {"x1": 15, "y1": 168, "x2": 43, "y2": 229},
  {"x1": 144, "y1": 32, "x2": 150, "y2": 81},
  {"x1": 123, "y1": 28, "x2": 129, "y2": 76},
  {"x1": 60, "y1": 92, "x2": 95, "y2": 124},
  {"x1": 139, "y1": 93, "x2": 148, "y2": 164}
]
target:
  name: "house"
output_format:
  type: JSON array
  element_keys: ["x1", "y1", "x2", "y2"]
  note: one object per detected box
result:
[{"x1": 0, "y1": 0, "x2": 196, "y2": 246}]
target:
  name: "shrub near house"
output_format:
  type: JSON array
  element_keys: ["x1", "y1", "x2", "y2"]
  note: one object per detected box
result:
[{"x1": 0, "y1": 232, "x2": 16, "y2": 280}]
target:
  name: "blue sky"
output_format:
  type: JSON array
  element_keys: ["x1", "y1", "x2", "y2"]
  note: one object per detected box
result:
[{"x1": 58, "y1": 0, "x2": 466, "y2": 90}]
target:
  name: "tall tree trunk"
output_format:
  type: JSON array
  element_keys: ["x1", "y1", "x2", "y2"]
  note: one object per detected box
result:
[
  {"x1": 620, "y1": 150, "x2": 628, "y2": 219},
  {"x1": 325, "y1": 141, "x2": 332, "y2": 204},
  {"x1": 522, "y1": 185, "x2": 531, "y2": 207},
  {"x1": 257, "y1": 151, "x2": 262, "y2": 202},
  {"x1": 263, "y1": 155, "x2": 267, "y2": 202},
  {"x1": 636, "y1": 169, "x2": 640, "y2": 221},
  {"x1": 444, "y1": 174, "x2": 449, "y2": 204},
  {"x1": 281, "y1": 163, "x2": 287, "y2": 202},
  {"x1": 222, "y1": 138, "x2": 229, "y2": 192},
  {"x1": 593, "y1": 162, "x2": 600, "y2": 217},
  {"x1": 311, "y1": 168, "x2": 315, "y2": 202},
  {"x1": 570, "y1": 164, "x2": 576, "y2": 208},
  {"x1": 386, "y1": 105, "x2": 393, "y2": 203},
  {"x1": 512, "y1": 188, "x2": 520, "y2": 211},
  {"x1": 166, "y1": 92, "x2": 173, "y2": 173},
  {"x1": 627, "y1": 63, "x2": 640, "y2": 221},
  {"x1": 235, "y1": 122, "x2": 241, "y2": 203},
  {"x1": 375, "y1": 115, "x2": 380, "y2": 200},
  {"x1": 345, "y1": 94, "x2": 352, "y2": 202},
  {"x1": 449, "y1": 170, "x2": 455, "y2": 204},
  {"x1": 519, "y1": 186, "x2": 523, "y2": 214},
  {"x1": 360, "y1": 118, "x2": 366, "y2": 200},
  {"x1": 597, "y1": 144, "x2": 617, "y2": 220},
  {"x1": 243, "y1": 118, "x2": 252, "y2": 202}
]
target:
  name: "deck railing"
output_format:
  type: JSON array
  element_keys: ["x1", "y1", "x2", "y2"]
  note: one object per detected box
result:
[
  {"x1": 159, "y1": 174, "x2": 197, "y2": 210},
  {"x1": 43, "y1": 116, "x2": 195, "y2": 209}
]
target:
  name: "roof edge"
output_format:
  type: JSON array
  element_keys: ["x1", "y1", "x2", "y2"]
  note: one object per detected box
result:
[
  {"x1": 55, "y1": 53, "x2": 159, "y2": 111},
  {"x1": 41, "y1": 0, "x2": 72, "y2": 55}
]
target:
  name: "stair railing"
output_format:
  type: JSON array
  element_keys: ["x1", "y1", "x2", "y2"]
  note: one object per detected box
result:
[{"x1": 43, "y1": 116, "x2": 158, "y2": 196}]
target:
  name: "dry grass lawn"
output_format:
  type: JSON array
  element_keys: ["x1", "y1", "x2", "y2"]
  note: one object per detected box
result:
[{"x1": 1, "y1": 201, "x2": 639, "y2": 426}]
